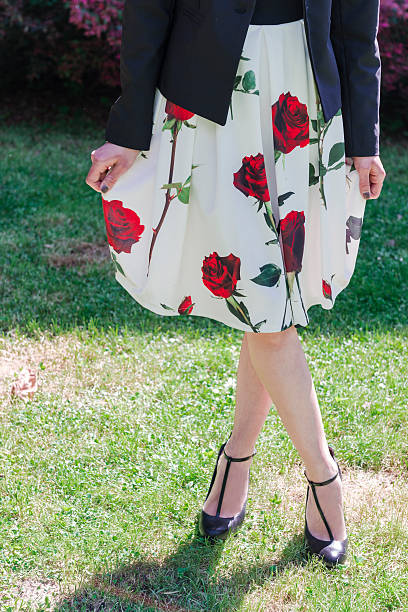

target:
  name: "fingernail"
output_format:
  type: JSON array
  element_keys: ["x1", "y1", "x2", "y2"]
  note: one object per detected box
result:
[
  {"x1": 101, "y1": 184, "x2": 109, "y2": 193},
  {"x1": 363, "y1": 192, "x2": 370, "y2": 199}
]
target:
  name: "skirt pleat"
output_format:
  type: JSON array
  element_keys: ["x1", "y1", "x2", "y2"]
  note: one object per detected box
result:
[{"x1": 102, "y1": 19, "x2": 367, "y2": 333}]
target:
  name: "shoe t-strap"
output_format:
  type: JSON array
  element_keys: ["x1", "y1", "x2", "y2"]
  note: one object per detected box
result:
[
  {"x1": 215, "y1": 448, "x2": 257, "y2": 517},
  {"x1": 304, "y1": 465, "x2": 340, "y2": 541}
]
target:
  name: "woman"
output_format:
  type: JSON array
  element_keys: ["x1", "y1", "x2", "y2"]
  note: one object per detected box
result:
[{"x1": 86, "y1": 0, "x2": 386, "y2": 566}]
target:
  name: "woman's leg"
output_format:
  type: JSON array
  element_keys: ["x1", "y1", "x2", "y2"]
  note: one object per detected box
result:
[
  {"x1": 202, "y1": 332, "x2": 272, "y2": 517},
  {"x1": 203, "y1": 325, "x2": 346, "y2": 542}
]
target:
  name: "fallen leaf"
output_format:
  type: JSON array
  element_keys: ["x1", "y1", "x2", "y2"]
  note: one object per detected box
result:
[{"x1": 10, "y1": 367, "x2": 38, "y2": 402}]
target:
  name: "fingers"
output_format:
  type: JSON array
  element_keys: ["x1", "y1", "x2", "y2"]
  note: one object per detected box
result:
[
  {"x1": 369, "y1": 168, "x2": 385, "y2": 200},
  {"x1": 359, "y1": 166, "x2": 371, "y2": 200},
  {"x1": 85, "y1": 143, "x2": 141, "y2": 194},
  {"x1": 85, "y1": 157, "x2": 113, "y2": 193},
  {"x1": 100, "y1": 161, "x2": 130, "y2": 194},
  {"x1": 353, "y1": 156, "x2": 387, "y2": 200},
  {"x1": 370, "y1": 158, "x2": 387, "y2": 200}
]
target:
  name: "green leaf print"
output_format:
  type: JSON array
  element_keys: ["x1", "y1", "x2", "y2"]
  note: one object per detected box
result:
[
  {"x1": 178, "y1": 186, "x2": 190, "y2": 203},
  {"x1": 319, "y1": 160, "x2": 327, "y2": 177},
  {"x1": 225, "y1": 297, "x2": 252, "y2": 326},
  {"x1": 278, "y1": 191, "x2": 295, "y2": 206},
  {"x1": 230, "y1": 59, "x2": 259, "y2": 119},
  {"x1": 250, "y1": 263, "x2": 282, "y2": 287},
  {"x1": 232, "y1": 290, "x2": 247, "y2": 297},
  {"x1": 310, "y1": 92, "x2": 345, "y2": 209},
  {"x1": 161, "y1": 182, "x2": 183, "y2": 190},
  {"x1": 162, "y1": 117, "x2": 177, "y2": 131},
  {"x1": 263, "y1": 211, "x2": 274, "y2": 230},
  {"x1": 160, "y1": 303, "x2": 174, "y2": 310},
  {"x1": 309, "y1": 163, "x2": 319, "y2": 186},
  {"x1": 253, "y1": 319, "x2": 267, "y2": 331},
  {"x1": 161, "y1": 166, "x2": 197, "y2": 205},
  {"x1": 329, "y1": 161, "x2": 345, "y2": 172},
  {"x1": 111, "y1": 252, "x2": 125, "y2": 276},
  {"x1": 328, "y1": 142, "x2": 345, "y2": 167},
  {"x1": 242, "y1": 70, "x2": 256, "y2": 92}
]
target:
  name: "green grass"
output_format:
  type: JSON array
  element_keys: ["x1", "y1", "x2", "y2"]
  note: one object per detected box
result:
[{"x1": 0, "y1": 117, "x2": 407, "y2": 611}]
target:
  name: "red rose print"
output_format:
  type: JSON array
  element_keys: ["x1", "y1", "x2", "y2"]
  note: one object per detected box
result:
[
  {"x1": 178, "y1": 296, "x2": 194, "y2": 315},
  {"x1": 165, "y1": 100, "x2": 195, "y2": 121},
  {"x1": 202, "y1": 252, "x2": 241, "y2": 298},
  {"x1": 272, "y1": 92, "x2": 309, "y2": 154},
  {"x1": 233, "y1": 153, "x2": 270, "y2": 202},
  {"x1": 322, "y1": 280, "x2": 332, "y2": 300},
  {"x1": 280, "y1": 210, "x2": 305, "y2": 273},
  {"x1": 102, "y1": 198, "x2": 145, "y2": 254}
]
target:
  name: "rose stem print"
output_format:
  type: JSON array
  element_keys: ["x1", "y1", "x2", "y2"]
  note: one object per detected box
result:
[
  {"x1": 147, "y1": 101, "x2": 196, "y2": 273},
  {"x1": 309, "y1": 90, "x2": 345, "y2": 208},
  {"x1": 201, "y1": 252, "x2": 266, "y2": 332},
  {"x1": 229, "y1": 54, "x2": 260, "y2": 120},
  {"x1": 279, "y1": 209, "x2": 308, "y2": 330}
]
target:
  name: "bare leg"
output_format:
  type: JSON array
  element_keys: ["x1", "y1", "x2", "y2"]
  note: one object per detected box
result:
[
  {"x1": 245, "y1": 325, "x2": 346, "y2": 541},
  {"x1": 202, "y1": 325, "x2": 346, "y2": 542},
  {"x1": 202, "y1": 333, "x2": 271, "y2": 517}
]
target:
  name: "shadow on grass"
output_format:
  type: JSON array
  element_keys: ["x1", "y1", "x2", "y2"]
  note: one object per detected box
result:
[{"x1": 55, "y1": 520, "x2": 314, "y2": 611}]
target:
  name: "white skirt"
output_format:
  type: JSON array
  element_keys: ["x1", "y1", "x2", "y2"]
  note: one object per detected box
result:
[{"x1": 101, "y1": 19, "x2": 367, "y2": 333}]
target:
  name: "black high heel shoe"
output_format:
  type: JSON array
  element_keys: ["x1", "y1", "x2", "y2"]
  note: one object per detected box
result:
[
  {"x1": 198, "y1": 438, "x2": 257, "y2": 540},
  {"x1": 304, "y1": 445, "x2": 348, "y2": 567}
]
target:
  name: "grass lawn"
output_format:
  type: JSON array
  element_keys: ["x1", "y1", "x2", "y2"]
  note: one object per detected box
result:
[{"x1": 0, "y1": 115, "x2": 407, "y2": 611}]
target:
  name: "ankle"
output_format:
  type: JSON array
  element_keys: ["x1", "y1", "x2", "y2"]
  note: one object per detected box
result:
[
  {"x1": 304, "y1": 456, "x2": 339, "y2": 483},
  {"x1": 224, "y1": 435, "x2": 256, "y2": 458}
]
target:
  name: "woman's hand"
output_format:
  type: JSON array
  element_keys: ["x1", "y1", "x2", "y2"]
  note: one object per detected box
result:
[
  {"x1": 86, "y1": 141, "x2": 141, "y2": 194},
  {"x1": 345, "y1": 155, "x2": 386, "y2": 200}
]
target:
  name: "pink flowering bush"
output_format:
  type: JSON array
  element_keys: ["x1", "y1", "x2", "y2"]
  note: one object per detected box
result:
[
  {"x1": 62, "y1": 0, "x2": 123, "y2": 86},
  {"x1": 64, "y1": 0, "x2": 408, "y2": 98},
  {"x1": 0, "y1": 0, "x2": 407, "y2": 101},
  {"x1": 378, "y1": 0, "x2": 408, "y2": 98}
]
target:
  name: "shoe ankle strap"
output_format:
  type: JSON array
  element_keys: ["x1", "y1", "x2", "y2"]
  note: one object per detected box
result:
[
  {"x1": 223, "y1": 448, "x2": 257, "y2": 462},
  {"x1": 304, "y1": 463, "x2": 340, "y2": 486}
]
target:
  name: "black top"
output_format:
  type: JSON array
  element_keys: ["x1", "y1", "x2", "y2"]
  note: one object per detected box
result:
[{"x1": 250, "y1": 0, "x2": 304, "y2": 24}]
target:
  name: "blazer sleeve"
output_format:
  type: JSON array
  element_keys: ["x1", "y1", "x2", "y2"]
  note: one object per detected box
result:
[
  {"x1": 330, "y1": 0, "x2": 381, "y2": 157},
  {"x1": 105, "y1": 0, "x2": 175, "y2": 151}
]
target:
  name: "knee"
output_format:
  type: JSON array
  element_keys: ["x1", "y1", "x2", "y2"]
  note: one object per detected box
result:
[{"x1": 245, "y1": 325, "x2": 297, "y2": 351}]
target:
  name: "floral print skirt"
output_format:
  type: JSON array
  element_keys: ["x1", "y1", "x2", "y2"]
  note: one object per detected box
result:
[{"x1": 102, "y1": 19, "x2": 367, "y2": 333}]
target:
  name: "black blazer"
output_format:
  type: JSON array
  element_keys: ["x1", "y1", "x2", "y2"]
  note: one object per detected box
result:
[{"x1": 105, "y1": 0, "x2": 381, "y2": 157}]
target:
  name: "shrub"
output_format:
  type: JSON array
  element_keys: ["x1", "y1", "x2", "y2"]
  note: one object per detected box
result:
[
  {"x1": 378, "y1": 0, "x2": 408, "y2": 99},
  {"x1": 0, "y1": 0, "x2": 407, "y2": 102},
  {"x1": 0, "y1": 0, "x2": 120, "y2": 93}
]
